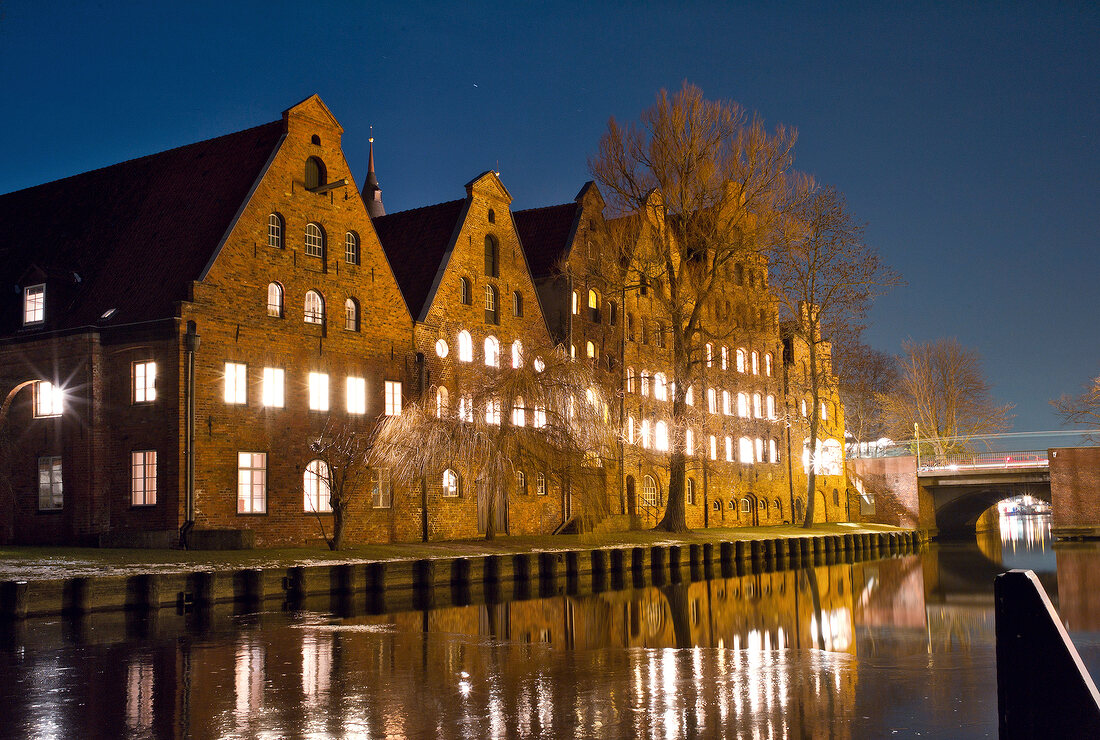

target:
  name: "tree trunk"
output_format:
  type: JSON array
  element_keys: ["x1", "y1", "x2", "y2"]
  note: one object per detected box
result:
[
  {"x1": 803, "y1": 332, "x2": 822, "y2": 529},
  {"x1": 331, "y1": 502, "x2": 348, "y2": 550},
  {"x1": 656, "y1": 451, "x2": 689, "y2": 532}
]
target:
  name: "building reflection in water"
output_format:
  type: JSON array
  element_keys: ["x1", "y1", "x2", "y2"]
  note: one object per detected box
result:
[{"x1": 125, "y1": 655, "x2": 154, "y2": 736}]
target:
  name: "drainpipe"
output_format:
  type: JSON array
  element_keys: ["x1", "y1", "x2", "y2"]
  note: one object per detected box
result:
[
  {"x1": 180, "y1": 321, "x2": 200, "y2": 548},
  {"x1": 416, "y1": 351, "x2": 428, "y2": 542}
]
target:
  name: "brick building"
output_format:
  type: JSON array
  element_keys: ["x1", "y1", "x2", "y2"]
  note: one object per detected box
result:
[{"x1": 0, "y1": 96, "x2": 847, "y2": 547}]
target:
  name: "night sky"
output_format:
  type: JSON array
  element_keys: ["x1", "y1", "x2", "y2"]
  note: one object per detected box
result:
[{"x1": 1, "y1": 2, "x2": 1096, "y2": 437}]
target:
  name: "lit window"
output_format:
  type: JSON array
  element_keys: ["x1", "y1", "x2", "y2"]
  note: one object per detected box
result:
[
  {"x1": 308, "y1": 372, "x2": 328, "y2": 411},
  {"x1": 131, "y1": 361, "x2": 156, "y2": 403},
  {"x1": 801, "y1": 399, "x2": 808, "y2": 417},
  {"x1": 372, "y1": 468, "x2": 392, "y2": 508},
  {"x1": 740, "y1": 437, "x2": 754, "y2": 463},
  {"x1": 640, "y1": 371, "x2": 650, "y2": 397},
  {"x1": 305, "y1": 223, "x2": 324, "y2": 258},
  {"x1": 752, "y1": 351, "x2": 759, "y2": 375},
  {"x1": 709, "y1": 435, "x2": 717, "y2": 461},
  {"x1": 484, "y1": 285, "x2": 499, "y2": 324},
  {"x1": 821, "y1": 402, "x2": 828, "y2": 421},
  {"x1": 769, "y1": 438, "x2": 779, "y2": 463},
  {"x1": 654, "y1": 373, "x2": 667, "y2": 401},
  {"x1": 485, "y1": 398, "x2": 501, "y2": 425},
  {"x1": 737, "y1": 392, "x2": 749, "y2": 418},
  {"x1": 262, "y1": 367, "x2": 285, "y2": 408},
  {"x1": 38, "y1": 456, "x2": 63, "y2": 510},
  {"x1": 685, "y1": 428, "x2": 694, "y2": 456},
  {"x1": 267, "y1": 283, "x2": 283, "y2": 317},
  {"x1": 655, "y1": 421, "x2": 669, "y2": 451},
  {"x1": 533, "y1": 405, "x2": 546, "y2": 428},
  {"x1": 626, "y1": 367, "x2": 635, "y2": 393},
  {"x1": 570, "y1": 344, "x2": 576, "y2": 359},
  {"x1": 536, "y1": 472, "x2": 547, "y2": 496},
  {"x1": 458, "y1": 330, "x2": 473, "y2": 362},
  {"x1": 347, "y1": 376, "x2": 366, "y2": 414},
  {"x1": 686, "y1": 477, "x2": 696, "y2": 505},
  {"x1": 304, "y1": 459, "x2": 332, "y2": 513},
  {"x1": 765, "y1": 353, "x2": 773, "y2": 377},
  {"x1": 685, "y1": 385, "x2": 694, "y2": 406},
  {"x1": 627, "y1": 416, "x2": 635, "y2": 444},
  {"x1": 442, "y1": 469, "x2": 461, "y2": 497},
  {"x1": 588, "y1": 289, "x2": 601, "y2": 323},
  {"x1": 707, "y1": 388, "x2": 717, "y2": 414},
  {"x1": 131, "y1": 450, "x2": 156, "y2": 506},
  {"x1": 641, "y1": 419, "x2": 651, "y2": 449},
  {"x1": 721, "y1": 346, "x2": 729, "y2": 370},
  {"x1": 511, "y1": 340, "x2": 523, "y2": 368},
  {"x1": 460, "y1": 277, "x2": 471, "y2": 305},
  {"x1": 304, "y1": 290, "x2": 324, "y2": 324},
  {"x1": 344, "y1": 298, "x2": 359, "y2": 331},
  {"x1": 753, "y1": 393, "x2": 762, "y2": 418},
  {"x1": 484, "y1": 336, "x2": 500, "y2": 367},
  {"x1": 513, "y1": 291, "x2": 523, "y2": 317},
  {"x1": 766, "y1": 395, "x2": 776, "y2": 419},
  {"x1": 725, "y1": 436, "x2": 734, "y2": 462},
  {"x1": 755, "y1": 437, "x2": 765, "y2": 463},
  {"x1": 459, "y1": 396, "x2": 473, "y2": 422},
  {"x1": 268, "y1": 213, "x2": 283, "y2": 248},
  {"x1": 237, "y1": 452, "x2": 266, "y2": 514},
  {"x1": 436, "y1": 386, "x2": 449, "y2": 418},
  {"x1": 706, "y1": 343, "x2": 713, "y2": 367},
  {"x1": 224, "y1": 363, "x2": 247, "y2": 404},
  {"x1": 572, "y1": 290, "x2": 579, "y2": 315},
  {"x1": 344, "y1": 231, "x2": 360, "y2": 265},
  {"x1": 587, "y1": 341, "x2": 596, "y2": 359},
  {"x1": 23, "y1": 284, "x2": 44, "y2": 325},
  {"x1": 512, "y1": 396, "x2": 526, "y2": 427},
  {"x1": 736, "y1": 349, "x2": 746, "y2": 373},
  {"x1": 436, "y1": 339, "x2": 449, "y2": 358},
  {"x1": 384, "y1": 381, "x2": 402, "y2": 416},
  {"x1": 642, "y1": 476, "x2": 658, "y2": 507},
  {"x1": 723, "y1": 390, "x2": 732, "y2": 416}
]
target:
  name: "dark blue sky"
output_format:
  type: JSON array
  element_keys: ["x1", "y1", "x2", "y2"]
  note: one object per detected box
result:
[{"x1": 1, "y1": 1, "x2": 1096, "y2": 436}]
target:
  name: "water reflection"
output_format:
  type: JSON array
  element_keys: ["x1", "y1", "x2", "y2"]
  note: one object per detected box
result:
[{"x1": 4, "y1": 528, "x2": 1100, "y2": 739}]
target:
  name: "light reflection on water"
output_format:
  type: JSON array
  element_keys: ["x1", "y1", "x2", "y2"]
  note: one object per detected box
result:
[{"x1": 2, "y1": 528, "x2": 1100, "y2": 739}]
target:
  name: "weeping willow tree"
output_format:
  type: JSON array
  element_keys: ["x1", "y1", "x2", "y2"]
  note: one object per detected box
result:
[{"x1": 370, "y1": 343, "x2": 617, "y2": 540}]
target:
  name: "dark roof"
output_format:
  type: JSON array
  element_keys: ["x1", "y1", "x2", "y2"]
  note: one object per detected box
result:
[
  {"x1": 0, "y1": 120, "x2": 285, "y2": 334},
  {"x1": 371, "y1": 199, "x2": 466, "y2": 320},
  {"x1": 513, "y1": 202, "x2": 581, "y2": 279}
]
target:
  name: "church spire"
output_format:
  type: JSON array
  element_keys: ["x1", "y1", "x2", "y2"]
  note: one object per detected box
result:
[{"x1": 363, "y1": 127, "x2": 385, "y2": 218}]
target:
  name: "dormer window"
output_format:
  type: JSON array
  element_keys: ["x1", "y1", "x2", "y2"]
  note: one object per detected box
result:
[
  {"x1": 305, "y1": 157, "x2": 327, "y2": 190},
  {"x1": 23, "y1": 284, "x2": 44, "y2": 325}
]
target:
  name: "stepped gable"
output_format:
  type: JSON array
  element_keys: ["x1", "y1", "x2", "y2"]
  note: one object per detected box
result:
[
  {"x1": 0, "y1": 120, "x2": 285, "y2": 333},
  {"x1": 371, "y1": 199, "x2": 466, "y2": 320},
  {"x1": 513, "y1": 202, "x2": 581, "y2": 279}
]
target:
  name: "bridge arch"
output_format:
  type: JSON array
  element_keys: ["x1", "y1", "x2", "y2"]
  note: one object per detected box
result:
[{"x1": 932, "y1": 484, "x2": 1051, "y2": 536}]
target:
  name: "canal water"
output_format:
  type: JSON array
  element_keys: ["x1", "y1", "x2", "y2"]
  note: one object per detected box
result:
[{"x1": 2, "y1": 517, "x2": 1098, "y2": 739}]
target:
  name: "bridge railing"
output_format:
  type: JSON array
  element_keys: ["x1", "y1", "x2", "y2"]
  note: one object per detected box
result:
[{"x1": 918, "y1": 450, "x2": 1049, "y2": 473}]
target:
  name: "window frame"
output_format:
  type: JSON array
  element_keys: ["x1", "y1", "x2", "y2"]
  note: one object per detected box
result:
[
  {"x1": 132, "y1": 360, "x2": 157, "y2": 404},
  {"x1": 304, "y1": 222, "x2": 325, "y2": 259},
  {"x1": 37, "y1": 455, "x2": 63, "y2": 511},
  {"x1": 344, "y1": 231, "x2": 360, "y2": 265},
  {"x1": 224, "y1": 362, "x2": 247, "y2": 405},
  {"x1": 484, "y1": 235, "x2": 499, "y2": 278},
  {"x1": 344, "y1": 297, "x2": 360, "y2": 332},
  {"x1": 262, "y1": 367, "x2": 285, "y2": 408},
  {"x1": 304, "y1": 459, "x2": 333, "y2": 513},
  {"x1": 131, "y1": 450, "x2": 157, "y2": 507},
  {"x1": 442, "y1": 468, "x2": 461, "y2": 498},
  {"x1": 268, "y1": 213, "x2": 284, "y2": 249},
  {"x1": 346, "y1": 376, "x2": 367, "y2": 414},
  {"x1": 237, "y1": 452, "x2": 267, "y2": 514},
  {"x1": 308, "y1": 371, "x2": 329, "y2": 412},
  {"x1": 372, "y1": 468, "x2": 392, "y2": 508},
  {"x1": 484, "y1": 284, "x2": 499, "y2": 325},
  {"x1": 267, "y1": 282, "x2": 284, "y2": 318},
  {"x1": 384, "y1": 380, "x2": 402, "y2": 416},
  {"x1": 23, "y1": 284, "x2": 45, "y2": 325},
  {"x1": 304, "y1": 290, "x2": 325, "y2": 324}
]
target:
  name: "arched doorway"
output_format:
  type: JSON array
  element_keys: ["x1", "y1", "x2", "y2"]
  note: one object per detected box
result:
[{"x1": 741, "y1": 494, "x2": 759, "y2": 526}]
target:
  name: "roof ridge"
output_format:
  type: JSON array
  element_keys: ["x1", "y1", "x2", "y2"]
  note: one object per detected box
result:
[
  {"x1": 513, "y1": 201, "x2": 576, "y2": 216},
  {"x1": 373, "y1": 197, "x2": 466, "y2": 221}
]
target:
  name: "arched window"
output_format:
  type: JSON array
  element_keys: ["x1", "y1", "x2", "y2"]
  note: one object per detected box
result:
[
  {"x1": 821, "y1": 402, "x2": 828, "y2": 420},
  {"x1": 686, "y1": 477, "x2": 696, "y2": 505},
  {"x1": 737, "y1": 392, "x2": 749, "y2": 418},
  {"x1": 304, "y1": 290, "x2": 324, "y2": 324},
  {"x1": 706, "y1": 343, "x2": 713, "y2": 367},
  {"x1": 642, "y1": 475, "x2": 658, "y2": 507},
  {"x1": 588, "y1": 289, "x2": 601, "y2": 323},
  {"x1": 641, "y1": 319, "x2": 649, "y2": 345},
  {"x1": 640, "y1": 370, "x2": 650, "y2": 397},
  {"x1": 460, "y1": 277, "x2": 471, "y2": 305},
  {"x1": 458, "y1": 396, "x2": 473, "y2": 422},
  {"x1": 572, "y1": 290, "x2": 579, "y2": 315},
  {"x1": 740, "y1": 437, "x2": 754, "y2": 463},
  {"x1": 709, "y1": 435, "x2": 718, "y2": 460},
  {"x1": 436, "y1": 386, "x2": 449, "y2": 418},
  {"x1": 654, "y1": 373, "x2": 667, "y2": 401},
  {"x1": 769, "y1": 438, "x2": 779, "y2": 463},
  {"x1": 655, "y1": 421, "x2": 669, "y2": 451},
  {"x1": 442, "y1": 469, "x2": 461, "y2": 497},
  {"x1": 435, "y1": 339, "x2": 449, "y2": 358},
  {"x1": 608, "y1": 301, "x2": 618, "y2": 326},
  {"x1": 516, "y1": 470, "x2": 527, "y2": 494},
  {"x1": 586, "y1": 340, "x2": 596, "y2": 359},
  {"x1": 484, "y1": 285, "x2": 499, "y2": 324},
  {"x1": 755, "y1": 437, "x2": 764, "y2": 463},
  {"x1": 741, "y1": 498, "x2": 751, "y2": 514},
  {"x1": 268, "y1": 213, "x2": 283, "y2": 248},
  {"x1": 766, "y1": 395, "x2": 776, "y2": 419},
  {"x1": 753, "y1": 393, "x2": 763, "y2": 418},
  {"x1": 512, "y1": 396, "x2": 526, "y2": 427},
  {"x1": 303, "y1": 459, "x2": 332, "y2": 512},
  {"x1": 751, "y1": 351, "x2": 759, "y2": 375},
  {"x1": 485, "y1": 397, "x2": 501, "y2": 425},
  {"x1": 821, "y1": 439, "x2": 843, "y2": 476},
  {"x1": 345, "y1": 231, "x2": 360, "y2": 264},
  {"x1": 765, "y1": 352, "x2": 773, "y2": 377},
  {"x1": 721, "y1": 346, "x2": 729, "y2": 370},
  {"x1": 484, "y1": 336, "x2": 500, "y2": 367},
  {"x1": 707, "y1": 388, "x2": 717, "y2": 414},
  {"x1": 512, "y1": 291, "x2": 523, "y2": 317},
  {"x1": 344, "y1": 298, "x2": 359, "y2": 331},
  {"x1": 626, "y1": 367, "x2": 635, "y2": 393},
  {"x1": 536, "y1": 472, "x2": 547, "y2": 496},
  {"x1": 640, "y1": 419, "x2": 651, "y2": 448},
  {"x1": 484, "y1": 235, "x2": 499, "y2": 277},
  {"x1": 304, "y1": 223, "x2": 324, "y2": 258},
  {"x1": 736, "y1": 348, "x2": 746, "y2": 373},
  {"x1": 725, "y1": 436, "x2": 734, "y2": 462},
  {"x1": 685, "y1": 428, "x2": 694, "y2": 455},
  {"x1": 487, "y1": 208, "x2": 496, "y2": 224},
  {"x1": 722, "y1": 390, "x2": 732, "y2": 415},
  {"x1": 267, "y1": 282, "x2": 283, "y2": 317},
  {"x1": 457, "y1": 330, "x2": 473, "y2": 362},
  {"x1": 685, "y1": 385, "x2": 694, "y2": 405},
  {"x1": 305, "y1": 156, "x2": 327, "y2": 189},
  {"x1": 775, "y1": 498, "x2": 783, "y2": 517},
  {"x1": 511, "y1": 340, "x2": 523, "y2": 368}
]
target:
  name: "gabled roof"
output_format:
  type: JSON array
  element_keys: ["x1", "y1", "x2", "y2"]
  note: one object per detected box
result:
[
  {"x1": 0, "y1": 119, "x2": 286, "y2": 334},
  {"x1": 513, "y1": 202, "x2": 581, "y2": 279},
  {"x1": 371, "y1": 199, "x2": 467, "y2": 321}
]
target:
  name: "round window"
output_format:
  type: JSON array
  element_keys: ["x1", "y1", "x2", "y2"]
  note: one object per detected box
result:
[{"x1": 435, "y1": 339, "x2": 449, "y2": 358}]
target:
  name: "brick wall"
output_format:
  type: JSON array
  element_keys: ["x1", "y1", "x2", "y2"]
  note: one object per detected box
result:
[{"x1": 1050, "y1": 446, "x2": 1100, "y2": 537}]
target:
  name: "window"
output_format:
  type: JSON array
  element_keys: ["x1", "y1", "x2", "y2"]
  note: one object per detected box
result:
[
  {"x1": 654, "y1": 373, "x2": 667, "y2": 401},
  {"x1": 224, "y1": 363, "x2": 247, "y2": 404},
  {"x1": 740, "y1": 437, "x2": 754, "y2": 463},
  {"x1": 640, "y1": 371, "x2": 650, "y2": 397},
  {"x1": 385, "y1": 381, "x2": 402, "y2": 416},
  {"x1": 608, "y1": 301, "x2": 618, "y2": 326},
  {"x1": 686, "y1": 477, "x2": 696, "y2": 505},
  {"x1": 721, "y1": 346, "x2": 729, "y2": 370},
  {"x1": 588, "y1": 289, "x2": 601, "y2": 323},
  {"x1": 640, "y1": 419, "x2": 651, "y2": 449},
  {"x1": 725, "y1": 436, "x2": 734, "y2": 462},
  {"x1": 262, "y1": 367, "x2": 285, "y2": 408},
  {"x1": 533, "y1": 405, "x2": 546, "y2": 428},
  {"x1": 37, "y1": 456, "x2": 63, "y2": 510},
  {"x1": 344, "y1": 232, "x2": 360, "y2": 265},
  {"x1": 655, "y1": 421, "x2": 669, "y2": 452},
  {"x1": 769, "y1": 438, "x2": 779, "y2": 463},
  {"x1": 685, "y1": 428, "x2": 694, "y2": 456},
  {"x1": 458, "y1": 395, "x2": 474, "y2": 422},
  {"x1": 627, "y1": 416, "x2": 635, "y2": 444},
  {"x1": 435, "y1": 339, "x2": 449, "y2": 358},
  {"x1": 487, "y1": 208, "x2": 496, "y2": 223},
  {"x1": 458, "y1": 330, "x2": 473, "y2": 362},
  {"x1": 305, "y1": 223, "x2": 325, "y2": 258},
  {"x1": 304, "y1": 459, "x2": 332, "y2": 513},
  {"x1": 821, "y1": 402, "x2": 828, "y2": 421},
  {"x1": 484, "y1": 235, "x2": 499, "y2": 277},
  {"x1": 511, "y1": 340, "x2": 524, "y2": 369},
  {"x1": 304, "y1": 290, "x2": 324, "y2": 324},
  {"x1": 706, "y1": 343, "x2": 713, "y2": 367},
  {"x1": 586, "y1": 341, "x2": 596, "y2": 359},
  {"x1": 722, "y1": 390, "x2": 732, "y2": 416},
  {"x1": 237, "y1": 452, "x2": 266, "y2": 514},
  {"x1": 308, "y1": 372, "x2": 329, "y2": 411},
  {"x1": 536, "y1": 472, "x2": 547, "y2": 496},
  {"x1": 655, "y1": 323, "x2": 665, "y2": 348},
  {"x1": 513, "y1": 291, "x2": 523, "y2": 317},
  {"x1": 737, "y1": 392, "x2": 749, "y2": 418},
  {"x1": 766, "y1": 395, "x2": 776, "y2": 419},
  {"x1": 765, "y1": 353, "x2": 773, "y2": 377},
  {"x1": 347, "y1": 376, "x2": 366, "y2": 414},
  {"x1": 133, "y1": 361, "x2": 156, "y2": 403},
  {"x1": 709, "y1": 435, "x2": 717, "y2": 461},
  {"x1": 572, "y1": 291, "x2": 579, "y2": 315},
  {"x1": 372, "y1": 468, "x2": 392, "y2": 508},
  {"x1": 642, "y1": 476, "x2": 658, "y2": 507},
  {"x1": 436, "y1": 386, "x2": 449, "y2": 418},
  {"x1": 460, "y1": 277, "x2": 472, "y2": 305},
  {"x1": 23, "y1": 284, "x2": 44, "y2": 325},
  {"x1": 131, "y1": 450, "x2": 156, "y2": 506},
  {"x1": 755, "y1": 437, "x2": 765, "y2": 463},
  {"x1": 484, "y1": 285, "x2": 499, "y2": 324},
  {"x1": 736, "y1": 349, "x2": 746, "y2": 373},
  {"x1": 305, "y1": 157, "x2": 326, "y2": 189},
  {"x1": 753, "y1": 393, "x2": 763, "y2": 419},
  {"x1": 751, "y1": 351, "x2": 759, "y2": 375},
  {"x1": 512, "y1": 396, "x2": 526, "y2": 427},
  {"x1": 516, "y1": 470, "x2": 527, "y2": 495},
  {"x1": 268, "y1": 213, "x2": 284, "y2": 248},
  {"x1": 267, "y1": 282, "x2": 283, "y2": 317},
  {"x1": 741, "y1": 498, "x2": 751, "y2": 514},
  {"x1": 485, "y1": 398, "x2": 501, "y2": 425},
  {"x1": 344, "y1": 298, "x2": 359, "y2": 331},
  {"x1": 626, "y1": 367, "x2": 635, "y2": 393},
  {"x1": 685, "y1": 385, "x2": 694, "y2": 405},
  {"x1": 707, "y1": 388, "x2": 717, "y2": 414},
  {"x1": 801, "y1": 399, "x2": 808, "y2": 417},
  {"x1": 484, "y1": 336, "x2": 500, "y2": 367},
  {"x1": 442, "y1": 469, "x2": 461, "y2": 497}
]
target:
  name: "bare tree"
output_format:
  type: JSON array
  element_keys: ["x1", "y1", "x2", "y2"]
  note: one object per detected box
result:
[
  {"x1": 881, "y1": 338, "x2": 1013, "y2": 456},
  {"x1": 590, "y1": 82, "x2": 798, "y2": 533},
  {"x1": 304, "y1": 416, "x2": 375, "y2": 550},
  {"x1": 833, "y1": 339, "x2": 899, "y2": 452},
  {"x1": 1052, "y1": 374, "x2": 1100, "y2": 440},
  {"x1": 769, "y1": 183, "x2": 901, "y2": 527},
  {"x1": 369, "y1": 345, "x2": 616, "y2": 540}
]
